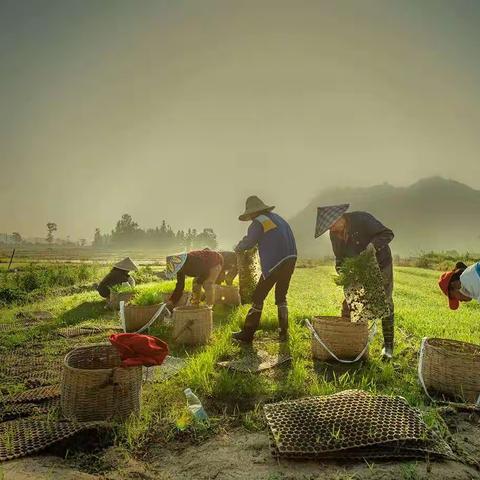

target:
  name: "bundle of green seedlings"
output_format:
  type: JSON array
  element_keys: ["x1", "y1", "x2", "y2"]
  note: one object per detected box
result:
[
  {"x1": 110, "y1": 283, "x2": 135, "y2": 294},
  {"x1": 335, "y1": 244, "x2": 390, "y2": 323},
  {"x1": 237, "y1": 247, "x2": 261, "y2": 304},
  {"x1": 130, "y1": 285, "x2": 165, "y2": 306}
]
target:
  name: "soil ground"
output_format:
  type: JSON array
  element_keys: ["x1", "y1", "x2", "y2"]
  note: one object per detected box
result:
[{"x1": 4, "y1": 413, "x2": 480, "y2": 480}]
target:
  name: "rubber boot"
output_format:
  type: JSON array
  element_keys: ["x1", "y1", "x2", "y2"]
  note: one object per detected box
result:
[
  {"x1": 232, "y1": 306, "x2": 262, "y2": 344},
  {"x1": 381, "y1": 314, "x2": 394, "y2": 361},
  {"x1": 278, "y1": 304, "x2": 289, "y2": 342}
]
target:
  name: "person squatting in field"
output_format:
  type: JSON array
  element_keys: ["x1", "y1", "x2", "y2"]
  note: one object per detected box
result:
[
  {"x1": 97, "y1": 257, "x2": 137, "y2": 299},
  {"x1": 216, "y1": 251, "x2": 239, "y2": 286},
  {"x1": 232, "y1": 195, "x2": 297, "y2": 343},
  {"x1": 315, "y1": 204, "x2": 395, "y2": 360},
  {"x1": 439, "y1": 261, "x2": 480, "y2": 309},
  {"x1": 164, "y1": 249, "x2": 224, "y2": 310}
]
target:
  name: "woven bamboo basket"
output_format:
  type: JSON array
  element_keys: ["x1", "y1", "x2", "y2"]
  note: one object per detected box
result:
[
  {"x1": 214, "y1": 285, "x2": 241, "y2": 306},
  {"x1": 172, "y1": 305, "x2": 212, "y2": 345},
  {"x1": 162, "y1": 291, "x2": 190, "y2": 307},
  {"x1": 311, "y1": 316, "x2": 369, "y2": 361},
  {"x1": 109, "y1": 291, "x2": 134, "y2": 310},
  {"x1": 124, "y1": 303, "x2": 163, "y2": 333},
  {"x1": 419, "y1": 337, "x2": 480, "y2": 403},
  {"x1": 61, "y1": 343, "x2": 142, "y2": 422}
]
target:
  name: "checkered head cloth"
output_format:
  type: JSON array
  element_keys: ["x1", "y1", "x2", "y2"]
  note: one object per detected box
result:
[{"x1": 314, "y1": 204, "x2": 350, "y2": 238}]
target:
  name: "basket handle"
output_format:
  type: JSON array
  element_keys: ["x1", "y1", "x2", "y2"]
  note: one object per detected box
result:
[
  {"x1": 417, "y1": 337, "x2": 480, "y2": 406},
  {"x1": 119, "y1": 302, "x2": 169, "y2": 334},
  {"x1": 417, "y1": 337, "x2": 434, "y2": 402},
  {"x1": 305, "y1": 318, "x2": 376, "y2": 364}
]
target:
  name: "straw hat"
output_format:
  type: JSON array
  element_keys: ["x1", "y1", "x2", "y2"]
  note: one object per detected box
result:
[
  {"x1": 239, "y1": 196, "x2": 275, "y2": 221},
  {"x1": 164, "y1": 253, "x2": 188, "y2": 279},
  {"x1": 114, "y1": 257, "x2": 138, "y2": 272},
  {"x1": 314, "y1": 204, "x2": 350, "y2": 238}
]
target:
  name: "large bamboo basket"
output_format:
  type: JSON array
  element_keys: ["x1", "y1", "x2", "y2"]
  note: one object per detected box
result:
[
  {"x1": 311, "y1": 316, "x2": 369, "y2": 361},
  {"x1": 214, "y1": 285, "x2": 241, "y2": 306},
  {"x1": 162, "y1": 291, "x2": 191, "y2": 307},
  {"x1": 172, "y1": 305, "x2": 213, "y2": 345},
  {"x1": 124, "y1": 303, "x2": 163, "y2": 333},
  {"x1": 61, "y1": 343, "x2": 142, "y2": 422},
  {"x1": 109, "y1": 291, "x2": 134, "y2": 310},
  {"x1": 419, "y1": 338, "x2": 480, "y2": 404}
]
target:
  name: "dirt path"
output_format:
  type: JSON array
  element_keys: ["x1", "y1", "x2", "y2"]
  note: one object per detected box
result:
[
  {"x1": 4, "y1": 410, "x2": 480, "y2": 480},
  {"x1": 2, "y1": 456, "x2": 98, "y2": 480},
  {"x1": 138, "y1": 429, "x2": 479, "y2": 480}
]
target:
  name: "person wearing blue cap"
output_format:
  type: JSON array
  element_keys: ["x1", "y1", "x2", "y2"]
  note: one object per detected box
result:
[{"x1": 315, "y1": 205, "x2": 395, "y2": 360}]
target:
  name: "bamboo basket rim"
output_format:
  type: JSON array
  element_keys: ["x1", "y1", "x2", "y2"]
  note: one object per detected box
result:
[
  {"x1": 312, "y1": 315, "x2": 368, "y2": 326},
  {"x1": 173, "y1": 305, "x2": 212, "y2": 313},
  {"x1": 63, "y1": 342, "x2": 124, "y2": 374},
  {"x1": 424, "y1": 337, "x2": 480, "y2": 358},
  {"x1": 125, "y1": 302, "x2": 162, "y2": 310}
]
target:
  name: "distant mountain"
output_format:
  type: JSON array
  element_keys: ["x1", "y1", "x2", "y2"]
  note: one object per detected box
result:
[{"x1": 289, "y1": 177, "x2": 480, "y2": 257}]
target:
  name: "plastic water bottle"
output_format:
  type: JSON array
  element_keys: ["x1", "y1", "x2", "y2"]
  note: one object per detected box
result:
[{"x1": 184, "y1": 388, "x2": 209, "y2": 423}]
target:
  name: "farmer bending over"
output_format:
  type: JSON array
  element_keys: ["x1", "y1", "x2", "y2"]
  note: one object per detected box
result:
[
  {"x1": 216, "y1": 251, "x2": 239, "y2": 286},
  {"x1": 164, "y1": 249, "x2": 224, "y2": 309},
  {"x1": 439, "y1": 261, "x2": 480, "y2": 309},
  {"x1": 97, "y1": 257, "x2": 137, "y2": 299},
  {"x1": 315, "y1": 205, "x2": 395, "y2": 360},
  {"x1": 232, "y1": 196, "x2": 297, "y2": 343}
]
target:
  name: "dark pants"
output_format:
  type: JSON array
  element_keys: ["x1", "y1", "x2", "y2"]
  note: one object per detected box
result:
[{"x1": 252, "y1": 257, "x2": 296, "y2": 309}]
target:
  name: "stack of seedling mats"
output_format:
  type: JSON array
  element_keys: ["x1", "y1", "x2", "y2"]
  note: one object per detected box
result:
[{"x1": 264, "y1": 390, "x2": 454, "y2": 461}]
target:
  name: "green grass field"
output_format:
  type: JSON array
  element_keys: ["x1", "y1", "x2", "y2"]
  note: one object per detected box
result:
[{"x1": 1, "y1": 265, "x2": 479, "y2": 476}]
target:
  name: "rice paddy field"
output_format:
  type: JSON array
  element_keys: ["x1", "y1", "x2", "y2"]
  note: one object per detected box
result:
[{"x1": 1, "y1": 260, "x2": 480, "y2": 480}]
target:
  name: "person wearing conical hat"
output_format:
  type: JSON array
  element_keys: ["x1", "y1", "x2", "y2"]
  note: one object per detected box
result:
[
  {"x1": 232, "y1": 196, "x2": 297, "y2": 344},
  {"x1": 315, "y1": 205, "x2": 395, "y2": 360},
  {"x1": 97, "y1": 257, "x2": 138, "y2": 299},
  {"x1": 164, "y1": 249, "x2": 224, "y2": 309}
]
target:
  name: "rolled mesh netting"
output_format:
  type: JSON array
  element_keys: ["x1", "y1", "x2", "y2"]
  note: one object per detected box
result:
[{"x1": 265, "y1": 390, "x2": 454, "y2": 461}]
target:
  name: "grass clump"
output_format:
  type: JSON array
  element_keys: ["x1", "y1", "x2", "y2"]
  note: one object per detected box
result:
[
  {"x1": 131, "y1": 266, "x2": 159, "y2": 284},
  {"x1": 0, "y1": 263, "x2": 104, "y2": 306}
]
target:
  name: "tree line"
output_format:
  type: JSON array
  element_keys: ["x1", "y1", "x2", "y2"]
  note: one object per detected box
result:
[
  {"x1": 93, "y1": 213, "x2": 218, "y2": 250},
  {"x1": 1, "y1": 214, "x2": 218, "y2": 250}
]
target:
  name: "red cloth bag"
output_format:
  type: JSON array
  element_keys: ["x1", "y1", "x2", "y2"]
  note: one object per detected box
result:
[{"x1": 109, "y1": 333, "x2": 169, "y2": 367}]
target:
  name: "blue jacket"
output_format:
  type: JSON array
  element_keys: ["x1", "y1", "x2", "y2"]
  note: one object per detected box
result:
[{"x1": 235, "y1": 212, "x2": 297, "y2": 277}]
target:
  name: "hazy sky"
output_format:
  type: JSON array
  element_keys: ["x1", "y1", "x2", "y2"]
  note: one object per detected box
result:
[{"x1": 1, "y1": 0, "x2": 480, "y2": 245}]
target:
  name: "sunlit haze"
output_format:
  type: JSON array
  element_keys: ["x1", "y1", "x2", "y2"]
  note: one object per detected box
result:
[{"x1": 1, "y1": 0, "x2": 480, "y2": 247}]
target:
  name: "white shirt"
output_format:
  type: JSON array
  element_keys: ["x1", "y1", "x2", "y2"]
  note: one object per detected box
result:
[{"x1": 460, "y1": 262, "x2": 480, "y2": 303}]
